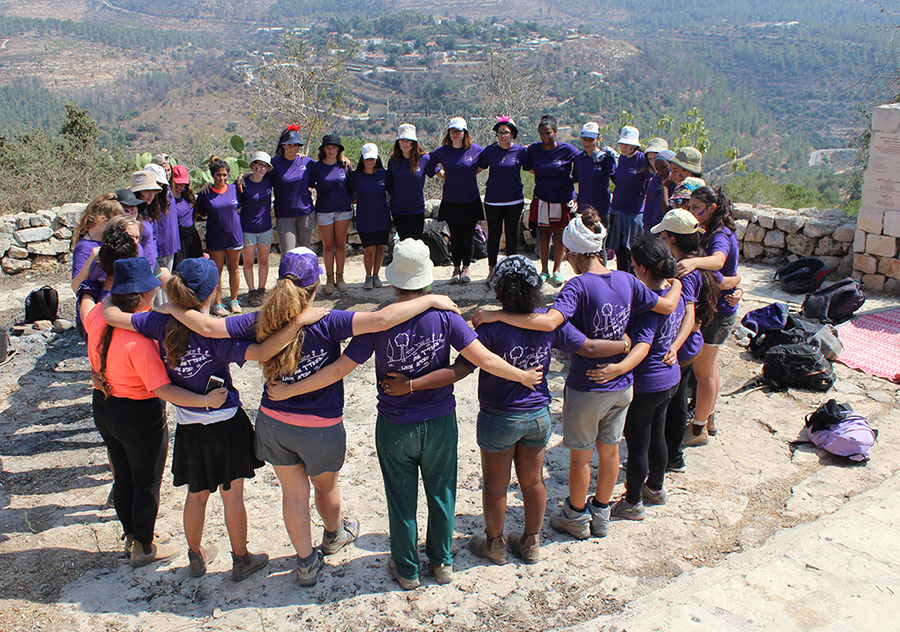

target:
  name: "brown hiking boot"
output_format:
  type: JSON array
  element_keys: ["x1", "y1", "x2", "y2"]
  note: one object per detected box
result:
[
  {"x1": 467, "y1": 532, "x2": 508, "y2": 565},
  {"x1": 231, "y1": 549, "x2": 269, "y2": 582},
  {"x1": 707, "y1": 411, "x2": 718, "y2": 436},
  {"x1": 131, "y1": 540, "x2": 179, "y2": 567},
  {"x1": 509, "y1": 532, "x2": 540, "y2": 564},
  {"x1": 188, "y1": 544, "x2": 218, "y2": 578},
  {"x1": 682, "y1": 422, "x2": 709, "y2": 448}
]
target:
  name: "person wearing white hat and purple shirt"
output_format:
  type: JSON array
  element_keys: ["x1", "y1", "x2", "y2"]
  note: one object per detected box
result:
[
  {"x1": 238, "y1": 151, "x2": 275, "y2": 307},
  {"x1": 386, "y1": 124, "x2": 431, "y2": 240},
  {"x1": 608, "y1": 125, "x2": 652, "y2": 275},
  {"x1": 573, "y1": 121, "x2": 617, "y2": 230},
  {"x1": 129, "y1": 169, "x2": 164, "y2": 274},
  {"x1": 426, "y1": 117, "x2": 484, "y2": 284},
  {"x1": 350, "y1": 142, "x2": 390, "y2": 289},
  {"x1": 641, "y1": 139, "x2": 671, "y2": 234},
  {"x1": 145, "y1": 162, "x2": 179, "y2": 282}
]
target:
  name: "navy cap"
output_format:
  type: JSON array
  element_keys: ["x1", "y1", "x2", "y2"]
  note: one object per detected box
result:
[
  {"x1": 110, "y1": 258, "x2": 161, "y2": 295},
  {"x1": 175, "y1": 257, "x2": 218, "y2": 302},
  {"x1": 281, "y1": 130, "x2": 304, "y2": 146},
  {"x1": 115, "y1": 188, "x2": 142, "y2": 208}
]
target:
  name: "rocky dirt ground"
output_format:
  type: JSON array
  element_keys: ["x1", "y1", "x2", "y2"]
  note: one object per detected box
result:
[{"x1": 0, "y1": 256, "x2": 897, "y2": 632}]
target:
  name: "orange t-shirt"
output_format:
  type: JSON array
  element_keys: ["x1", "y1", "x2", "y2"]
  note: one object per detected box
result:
[{"x1": 84, "y1": 303, "x2": 171, "y2": 399}]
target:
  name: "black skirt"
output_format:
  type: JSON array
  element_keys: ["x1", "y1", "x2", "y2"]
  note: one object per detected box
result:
[
  {"x1": 172, "y1": 407, "x2": 264, "y2": 493},
  {"x1": 174, "y1": 225, "x2": 204, "y2": 267}
]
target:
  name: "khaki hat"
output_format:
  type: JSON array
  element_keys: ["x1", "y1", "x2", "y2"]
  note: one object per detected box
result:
[
  {"x1": 672, "y1": 147, "x2": 703, "y2": 174},
  {"x1": 644, "y1": 138, "x2": 669, "y2": 154},
  {"x1": 651, "y1": 209, "x2": 702, "y2": 235},
  {"x1": 385, "y1": 238, "x2": 433, "y2": 290},
  {"x1": 129, "y1": 170, "x2": 162, "y2": 193}
]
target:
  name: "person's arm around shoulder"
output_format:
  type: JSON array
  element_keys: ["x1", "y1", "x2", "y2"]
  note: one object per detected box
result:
[
  {"x1": 651, "y1": 279, "x2": 682, "y2": 315},
  {"x1": 379, "y1": 359, "x2": 474, "y2": 397},
  {"x1": 472, "y1": 307, "x2": 564, "y2": 332},
  {"x1": 244, "y1": 316, "x2": 303, "y2": 361},
  {"x1": 458, "y1": 339, "x2": 542, "y2": 390},
  {"x1": 351, "y1": 294, "x2": 459, "y2": 336}
]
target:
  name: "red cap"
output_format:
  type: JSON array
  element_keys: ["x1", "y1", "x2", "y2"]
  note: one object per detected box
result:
[{"x1": 171, "y1": 164, "x2": 190, "y2": 185}]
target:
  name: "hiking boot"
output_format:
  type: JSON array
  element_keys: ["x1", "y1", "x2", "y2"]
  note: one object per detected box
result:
[
  {"x1": 320, "y1": 517, "x2": 359, "y2": 556},
  {"x1": 372, "y1": 275, "x2": 383, "y2": 288},
  {"x1": 611, "y1": 497, "x2": 646, "y2": 520},
  {"x1": 683, "y1": 423, "x2": 709, "y2": 448},
  {"x1": 460, "y1": 268, "x2": 471, "y2": 284},
  {"x1": 364, "y1": 275, "x2": 374, "y2": 290},
  {"x1": 188, "y1": 544, "x2": 218, "y2": 578},
  {"x1": 297, "y1": 549, "x2": 325, "y2": 587},
  {"x1": 508, "y1": 532, "x2": 540, "y2": 564},
  {"x1": 431, "y1": 563, "x2": 454, "y2": 585},
  {"x1": 122, "y1": 533, "x2": 134, "y2": 558},
  {"x1": 587, "y1": 499, "x2": 612, "y2": 536},
  {"x1": 707, "y1": 411, "x2": 718, "y2": 436},
  {"x1": 388, "y1": 559, "x2": 420, "y2": 590},
  {"x1": 131, "y1": 540, "x2": 180, "y2": 567},
  {"x1": 323, "y1": 277, "x2": 335, "y2": 295},
  {"x1": 248, "y1": 289, "x2": 263, "y2": 307},
  {"x1": 336, "y1": 274, "x2": 347, "y2": 292},
  {"x1": 467, "y1": 532, "x2": 508, "y2": 565},
  {"x1": 550, "y1": 499, "x2": 591, "y2": 540},
  {"x1": 666, "y1": 457, "x2": 687, "y2": 473},
  {"x1": 231, "y1": 549, "x2": 269, "y2": 582},
  {"x1": 641, "y1": 485, "x2": 668, "y2": 506}
]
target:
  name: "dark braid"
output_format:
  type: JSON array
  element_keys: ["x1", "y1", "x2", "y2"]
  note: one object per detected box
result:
[
  {"x1": 692, "y1": 186, "x2": 735, "y2": 250},
  {"x1": 96, "y1": 292, "x2": 142, "y2": 398}
]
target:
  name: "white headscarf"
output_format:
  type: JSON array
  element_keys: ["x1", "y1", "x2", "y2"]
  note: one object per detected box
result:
[{"x1": 563, "y1": 215, "x2": 607, "y2": 254}]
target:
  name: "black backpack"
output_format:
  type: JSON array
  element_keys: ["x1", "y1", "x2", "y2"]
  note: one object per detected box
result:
[
  {"x1": 749, "y1": 326, "x2": 810, "y2": 359},
  {"x1": 801, "y1": 278, "x2": 865, "y2": 323},
  {"x1": 775, "y1": 257, "x2": 830, "y2": 294},
  {"x1": 24, "y1": 286, "x2": 59, "y2": 323},
  {"x1": 763, "y1": 343, "x2": 835, "y2": 391}
]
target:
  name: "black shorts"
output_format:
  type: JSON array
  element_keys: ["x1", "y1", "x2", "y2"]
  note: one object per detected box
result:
[{"x1": 359, "y1": 230, "x2": 390, "y2": 248}]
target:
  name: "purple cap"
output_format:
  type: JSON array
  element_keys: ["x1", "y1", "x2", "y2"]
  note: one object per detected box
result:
[{"x1": 278, "y1": 247, "x2": 323, "y2": 287}]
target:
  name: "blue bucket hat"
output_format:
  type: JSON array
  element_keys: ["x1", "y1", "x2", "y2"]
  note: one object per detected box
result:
[
  {"x1": 278, "y1": 247, "x2": 323, "y2": 287},
  {"x1": 175, "y1": 257, "x2": 219, "y2": 302},
  {"x1": 280, "y1": 130, "x2": 304, "y2": 146},
  {"x1": 111, "y1": 258, "x2": 161, "y2": 295}
]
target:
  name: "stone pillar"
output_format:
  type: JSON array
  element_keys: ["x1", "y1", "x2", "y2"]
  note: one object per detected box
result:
[{"x1": 856, "y1": 103, "x2": 900, "y2": 294}]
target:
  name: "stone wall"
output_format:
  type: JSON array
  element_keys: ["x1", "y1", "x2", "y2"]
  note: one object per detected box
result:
[
  {"x1": 854, "y1": 103, "x2": 900, "y2": 295},
  {"x1": 0, "y1": 203, "x2": 86, "y2": 275}
]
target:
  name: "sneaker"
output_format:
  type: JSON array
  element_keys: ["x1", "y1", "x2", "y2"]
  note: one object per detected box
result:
[
  {"x1": 372, "y1": 275, "x2": 383, "y2": 288},
  {"x1": 467, "y1": 532, "x2": 508, "y2": 565},
  {"x1": 364, "y1": 275, "x2": 374, "y2": 290},
  {"x1": 336, "y1": 275, "x2": 347, "y2": 293},
  {"x1": 297, "y1": 549, "x2": 325, "y2": 587},
  {"x1": 449, "y1": 270, "x2": 461, "y2": 284},
  {"x1": 122, "y1": 533, "x2": 134, "y2": 558},
  {"x1": 707, "y1": 411, "x2": 718, "y2": 436},
  {"x1": 431, "y1": 563, "x2": 454, "y2": 585},
  {"x1": 666, "y1": 458, "x2": 687, "y2": 473},
  {"x1": 549, "y1": 499, "x2": 591, "y2": 540},
  {"x1": 508, "y1": 532, "x2": 540, "y2": 564},
  {"x1": 388, "y1": 559, "x2": 420, "y2": 590},
  {"x1": 551, "y1": 271, "x2": 565, "y2": 286},
  {"x1": 213, "y1": 303, "x2": 229, "y2": 317},
  {"x1": 229, "y1": 299, "x2": 242, "y2": 314},
  {"x1": 131, "y1": 540, "x2": 180, "y2": 567},
  {"x1": 683, "y1": 423, "x2": 709, "y2": 448},
  {"x1": 188, "y1": 544, "x2": 218, "y2": 578},
  {"x1": 539, "y1": 272, "x2": 550, "y2": 284},
  {"x1": 320, "y1": 517, "x2": 359, "y2": 556},
  {"x1": 460, "y1": 268, "x2": 471, "y2": 284},
  {"x1": 587, "y1": 499, "x2": 612, "y2": 536},
  {"x1": 641, "y1": 485, "x2": 668, "y2": 506},
  {"x1": 232, "y1": 549, "x2": 269, "y2": 582},
  {"x1": 611, "y1": 497, "x2": 646, "y2": 521}
]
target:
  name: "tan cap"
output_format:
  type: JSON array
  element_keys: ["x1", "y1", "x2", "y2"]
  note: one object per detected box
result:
[{"x1": 651, "y1": 209, "x2": 702, "y2": 235}]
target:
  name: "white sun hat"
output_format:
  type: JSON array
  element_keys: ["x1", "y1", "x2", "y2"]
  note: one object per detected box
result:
[
  {"x1": 617, "y1": 125, "x2": 641, "y2": 147},
  {"x1": 397, "y1": 123, "x2": 418, "y2": 142},
  {"x1": 361, "y1": 143, "x2": 379, "y2": 160},
  {"x1": 385, "y1": 238, "x2": 434, "y2": 290},
  {"x1": 447, "y1": 117, "x2": 468, "y2": 131},
  {"x1": 143, "y1": 162, "x2": 168, "y2": 186},
  {"x1": 580, "y1": 122, "x2": 600, "y2": 139}
]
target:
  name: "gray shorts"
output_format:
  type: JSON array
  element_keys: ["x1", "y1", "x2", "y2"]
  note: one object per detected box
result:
[
  {"x1": 562, "y1": 385, "x2": 633, "y2": 450},
  {"x1": 276, "y1": 214, "x2": 316, "y2": 251},
  {"x1": 254, "y1": 409, "x2": 346, "y2": 476},
  {"x1": 701, "y1": 311, "x2": 738, "y2": 346}
]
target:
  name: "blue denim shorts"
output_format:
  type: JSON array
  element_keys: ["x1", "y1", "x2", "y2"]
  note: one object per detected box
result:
[
  {"x1": 242, "y1": 229, "x2": 274, "y2": 246},
  {"x1": 476, "y1": 405, "x2": 552, "y2": 453},
  {"x1": 316, "y1": 210, "x2": 353, "y2": 226}
]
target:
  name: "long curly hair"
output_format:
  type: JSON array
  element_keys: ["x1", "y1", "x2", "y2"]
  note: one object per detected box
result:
[
  {"x1": 667, "y1": 231, "x2": 720, "y2": 327},
  {"x1": 494, "y1": 274, "x2": 542, "y2": 314},
  {"x1": 73, "y1": 193, "x2": 123, "y2": 249},
  {"x1": 256, "y1": 277, "x2": 316, "y2": 381},
  {"x1": 98, "y1": 216, "x2": 141, "y2": 276},
  {"x1": 692, "y1": 186, "x2": 735, "y2": 251},
  {"x1": 95, "y1": 291, "x2": 143, "y2": 399},
  {"x1": 162, "y1": 274, "x2": 204, "y2": 369}
]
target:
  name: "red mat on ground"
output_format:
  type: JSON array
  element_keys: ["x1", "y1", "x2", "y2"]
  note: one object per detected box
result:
[{"x1": 837, "y1": 307, "x2": 900, "y2": 383}]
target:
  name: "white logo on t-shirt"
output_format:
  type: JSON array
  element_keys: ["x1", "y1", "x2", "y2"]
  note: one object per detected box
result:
[
  {"x1": 385, "y1": 333, "x2": 446, "y2": 373},
  {"x1": 505, "y1": 345, "x2": 549, "y2": 368},
  {"x1": 170, "y1": 347, "x2": 214, "y2": 378},
  {"x1": 593, "y1": 303, "x2": 630, "y2": 339},
  {"x1": 281, "y1": 348, "x2": 330, "y2": 383}
]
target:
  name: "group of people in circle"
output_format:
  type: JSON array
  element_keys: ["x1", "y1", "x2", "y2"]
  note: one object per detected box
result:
[{"x1": 69, "y1": 114, "x2": 742, "y2": 589}]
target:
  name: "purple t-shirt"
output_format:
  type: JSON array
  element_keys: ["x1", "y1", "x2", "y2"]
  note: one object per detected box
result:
[
  {"x1": 270, "y1": 155, "x2": 314, "y2": 218},
  {"x1": 71, "y1": 237, "x2": 103, "y2": 282},
  {"x1": 386, "y1": 154, "x2": 430, "y2": 216},
  {"x1": 478, "y1": 143, "x2": 530, "y2": 204},
  {"x1": 460, "y1": 312, "x2": 585, "y2": 412},
  {"x1": 350, "y1": 169, "x2": 390, "y2": 233},
  {"x1": 573, "y1": 150, "x2": 614, "y2": 215},
  {"x1": 526, "y1": 142, "x2": 579, "y2": 204},
  {"x1": 239, "y1": 177, "x2": 273, "y2": 234},
  {"x1": 310, "y1": 160, "x2": 352, "y2": 214},
  {"x1": 642, "y1": 174, "x2": 674, "y2": 232},
  {"x1": 172, "y1": 194, "x2": 194, "y2": 229},
  {"x1": 426, "y1": 144, "x2": 484, "y2": 204},
  {"x1": 552, "y1": 271, "x2": 659, "y2": 392},
  {"x1": 156, "y1": 195, "x2": 180, "y2": 258},
  {"x1": 706, "y1": 228, "x2": 739, "y2": 315},
  {"x1": 610, "y1": 151, "x2": 651, "y2": 215},
  {"x1": 630, "y1": 286, "x2": 684, "y2": 394},
  {"x1": 196, "y1": 185, "x2": 243, "y2": 251},
  {"x1": 132, "y1": 311, "x2": 250, "y2": 411},
  {"x1": 677, "y1": 269, "x2": 724, "y2": 362},
  {"x1": 344, "y1": 309, "x2": 477, "y2": 424},
  {"x1": 226, "y1": 310, "x2": 356, "y2": 419}
]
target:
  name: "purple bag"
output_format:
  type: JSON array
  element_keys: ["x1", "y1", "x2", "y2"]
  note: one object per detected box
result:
[
  {"x1": 805, "y1": 400, "x2": 877, "y2": 462},
  {"x1": 741, "y1": 302, "x2": 789, "y2": 334}
]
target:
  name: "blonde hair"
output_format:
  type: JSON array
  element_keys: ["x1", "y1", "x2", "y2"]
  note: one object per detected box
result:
[
  {"x1": 162, "y1": 275, "x2": 204, "y2": 369},
  {"x1": 73, "y1": 193, "x2": 123, "y2": 249},
  {"x1": 256, "y1": 277, "x2": 316, "y2": 381}
]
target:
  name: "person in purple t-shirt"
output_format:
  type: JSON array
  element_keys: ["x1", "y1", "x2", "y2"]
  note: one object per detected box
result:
[
  {"x1": 268, "y1": 127, "x2": 316, "y2": 253},
  {"x1": 310, "y1": 135, "x2": 353, "y2": 294},
  {"x1": 386, "y1": 123, "x2": 430, "y2": 241},
  {"x1": 71, "y1": 193, "x2": 123, "y2": 293},
  {"x1": 102, "y1": 257, "x2": 303, "y2": 581},
  {"x1": 608, "y1": 126, "x2": 652, "y2": 275},
  {"x1": 474, "y1": 210, "x2": 682, "y2": 542},
  {"x1": 239, "y1": 152, "x2": 275, "y2": 307},
  {"x1": 169, "y1": 165, "x2": 203, "y2": 268},
  {"x1": 427, "y1": 117, "x2": 484, "y2": 284},
  {"x1": 677, "y1": 187, "x2": 743, "y2": 448},
  {"x1": 573, "y1": 122, "x2": 616, "y2": 226},
  {"x1": 350, "y1": 143, "x2": 390, "y2": 289},
  {"x1": 584, "y1": 236, "x2": 684, "y2": 521}
]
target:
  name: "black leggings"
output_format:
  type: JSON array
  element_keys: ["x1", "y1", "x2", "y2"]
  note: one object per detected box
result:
[
  {"x1": 623, "y1": 384, "x2": 678, "y2": 503},
  {"x1": 92, "y1": 390, "x2": 168, "y2": 546},
  {"x1": 442, "y1": 200, "x2": 483, "y2": 268},
  {"x1": 484, "y1": 202, "x2": 524, "y2": 268},
  {"x1": 664, "y1": 363, "x2": 695, "y2": 467},
  {"x1": 392, "y1": 213, "x2": 424, "y2": 241}
]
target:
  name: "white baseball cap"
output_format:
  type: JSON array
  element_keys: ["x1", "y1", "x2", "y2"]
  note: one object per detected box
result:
[
  {"x1": 447, "y1": 117, "x2": 467, "y2": 131},
  {"x1": 384, "y1": 238, "x2": 434, "y2": 290},
  {"x1": 397, "y1": 123, "x2": 418, "y2": 142},
  {"x1": 361, "y1": 143, "x2": 379, "y2": 160},
  {"x1": 617, "y1": 125, "x2": 641, "y2": 147},
  {"x1": 580, "y1": 122, "x2": 600, "y2": 139},
  {"x1": 651, "y1": 209, "x2": 702, "y2": 235}
]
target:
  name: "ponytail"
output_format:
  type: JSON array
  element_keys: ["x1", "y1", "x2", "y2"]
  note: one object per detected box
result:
[
  {"x1": 256, "y1": 278, "x2": 316, "y2": 381},
  {"x1": 96, "y1": 292, "x2": 142, "y2": 398},
  {"x1": 162, "y1": 275, "x2": 204, "y2": 368}
]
